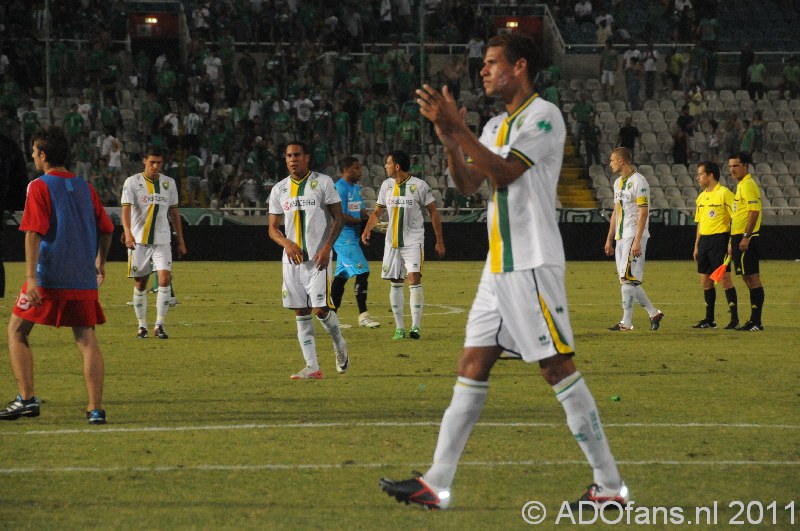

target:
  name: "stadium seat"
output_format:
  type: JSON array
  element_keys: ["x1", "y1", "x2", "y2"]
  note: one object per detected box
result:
[
  {"x1": 667, "y1": 196, "x2": 687, "y2": 208},
  {"x1": 649, "y1": 152, "x2": 667, "y2": 164},
  {"x1": 664, "y1": 186, "x2": 681, "y2": 200},
  {"x1": 760, "y1": 174, "x2": 778, "y2": 186},
  {"x1": 784, "y1": 185, "x2": 800, "y2": 198},
  {"x1": 677, "y1": 174, "x2": 695, "y2": 187},
  {"x1": 755, "y1": 163, "x2": 773, "y2": 175},
  {"x1": 361, "y1": 187, "x2": 376, "y2": 200},
  {"x1": 652, "y1": 196, "x2": 670, "y2": 209}
]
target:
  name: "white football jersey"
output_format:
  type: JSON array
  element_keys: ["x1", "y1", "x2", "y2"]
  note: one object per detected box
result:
[
  {"x1": 611, "y1": 171, "x2": 650, "y2": 240},
  {"x1": 269, "y1": 171, "x2": 341, "y2": 263},
  {"x1": 121, "y1": 172, "x2": 179, "y2": 244},
  {"x1": 476, "y1": 94, "x2": 566, "y2": 272},
  {"x1": 375, "y1": 175, "x2": 434, "y2": 248}
]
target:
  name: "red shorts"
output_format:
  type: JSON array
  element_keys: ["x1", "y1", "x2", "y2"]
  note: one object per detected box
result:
[{"x1": 12, "y1": 283, "x2": 106, "y2": 328}]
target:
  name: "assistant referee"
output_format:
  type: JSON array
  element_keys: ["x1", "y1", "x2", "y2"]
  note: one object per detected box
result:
[{"x1": 692, "y1": 161, "x2": 738, "y2": 329}]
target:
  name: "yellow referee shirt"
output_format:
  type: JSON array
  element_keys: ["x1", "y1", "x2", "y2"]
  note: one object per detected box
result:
[
  {"x1": 731, "y1": 174, "x2": 762, "y2": 235},
  {"x1": 694, "y1": 182, "x2": 734, "y2": 235}
]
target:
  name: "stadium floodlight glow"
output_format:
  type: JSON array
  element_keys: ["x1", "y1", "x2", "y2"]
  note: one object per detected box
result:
[
  {"x1": 506, "y1": 21, "x2": 519, "y2": 28},
  {"x1": 145, "y1": 17, "x2": 158, "y2": 24}
]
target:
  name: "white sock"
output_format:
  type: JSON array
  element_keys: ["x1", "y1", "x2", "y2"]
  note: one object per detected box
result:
[
  {"x1": 633, "y1": 284, "x2": 657, "y2": 316},
  {"x1": 318, "y1": 311, "x2": 346, "y2": 352},
  {"x1": 621, "y1": 283, "x2": 635, "y2": 326},
  {"x1": 390, "y1": 283, "x2": 405, "y2": 329},
  {"x1": 409, "y1": 284, "x2": 423, "y2": 329},
  {"x1": 424, "y1": 376, "x2": 489, "y2": 490},
  {"x1": 156, "y1": 286, "x2": 170, "y2": 325},
  {"x1": 296, "y1": 316, "x2": 319, "y2": 371},
  {"x1": 554, "y1": 372, "x2": 622, "y2": 492},
  {"x1": 133, "y1": 288, "x2": 147, "y2": 328}
]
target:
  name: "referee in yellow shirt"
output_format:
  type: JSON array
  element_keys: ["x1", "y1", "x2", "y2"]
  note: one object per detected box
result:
[
  {"x1": 693, "y1": 161, "x2": 738, "y2": 329},
  {"x1": 728, "y1": 152, "x2": 765, "y2": 331}
]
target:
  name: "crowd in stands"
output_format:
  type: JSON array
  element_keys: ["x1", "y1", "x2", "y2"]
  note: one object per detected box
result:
[{"x1": 1, "y1": 0, "x2": 798, "y2": 213}]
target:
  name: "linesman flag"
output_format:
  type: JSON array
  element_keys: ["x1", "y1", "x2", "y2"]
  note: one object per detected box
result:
[{"x1": 710, "y1": 255, "x2": 731, "y2": 283}]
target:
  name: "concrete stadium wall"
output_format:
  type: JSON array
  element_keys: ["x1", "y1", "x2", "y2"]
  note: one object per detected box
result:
[{"x1": 3, "y1": 224, "x2": 798, "y2": 262}]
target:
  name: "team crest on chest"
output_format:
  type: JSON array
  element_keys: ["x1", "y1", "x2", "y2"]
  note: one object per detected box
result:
[
  {"x1": 163, "y1": 181, "x2": 170, "y2": 189},
  {"x1": 310, "y1": 179, "x2": 319, "y2": 190},
  {"x1": 409, "y1": 184, "x2": 416, "y2": 193}
]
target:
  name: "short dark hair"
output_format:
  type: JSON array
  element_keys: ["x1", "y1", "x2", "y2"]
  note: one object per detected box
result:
[
  {"x1": 339, "y1": 156, "x2": 360, "y2": 172},
  {"x1": 729, "y1": 151, "x2": 751, "y2": 165},
  {"x1": 387, "y1": 150, "x2": 410, "y2": 172},
  {"x1": 144, "y1": 145, "x2": 165, "y2": 158},
  {"x1": 699, "y1": 161, "x2": 720, "y2": 180},
  {"x1": 487, "y1": 33, "x2": 541, "y2": 83},
  {"x1": 286, "y1": 140, "x2": 309, "y2": 155},
  {"x1": 32, "y1": 126, "x2": 69, "y2": 166}
]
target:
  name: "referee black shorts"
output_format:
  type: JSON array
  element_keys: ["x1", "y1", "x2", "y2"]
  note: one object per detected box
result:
[
  {"x1": 697, "y1": 233, "x2": 730, "y2": 274},
  {"x1": 731, "y1": 234, "x2": 760, "y2": 276}
]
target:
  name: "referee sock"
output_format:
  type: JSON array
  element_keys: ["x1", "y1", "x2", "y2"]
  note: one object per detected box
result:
[
  {"x1": 390, "y1": 283, "x2": 405, "y2": 329},
  {"x1": 725, "y1": 288, "x2": 738, "y2": 323},
  {"x1": 749, "y1": 287, "x2": 764, "y2": 324},
  {"x1": 704, "y1": 288, "x2": 716, "y2": 322},
  {"x1": 425, "y1": 377, "x2": 489, "y2": 490},
  {"x1": 133, "y1": 288, "x2": 147, "y2": 328},
  {"x1": 409, "y1": 284, "x2": 423, "y2": 329},
  {"x1": 354, "y1": 273, "x2": 369, "y2": 314},
  {"x1": 296, "y1": 315, "x2": 319, "y2": 371},
  {"x1": 156, "y1": 286, "x2": 170, "y2": 325},
  {"x1": 620, "y1": 283, "x2": 635, "y2": 326},
  {"x1": 554, "y1": 372, "x2": 622, "y2": 492}
]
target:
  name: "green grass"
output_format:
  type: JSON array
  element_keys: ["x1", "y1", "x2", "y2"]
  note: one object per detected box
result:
[{"x1": 0, "y1": 260, "x2": 798, "y2": 529}]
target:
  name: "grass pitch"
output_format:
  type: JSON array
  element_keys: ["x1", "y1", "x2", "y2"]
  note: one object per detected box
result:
[{"x1": 0, "y1": 260, "x2": 798, "y2": 529}]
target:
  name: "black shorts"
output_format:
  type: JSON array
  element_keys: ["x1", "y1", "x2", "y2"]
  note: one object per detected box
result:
[
  {"x1": 697, "y1": 233, "x2": 730, "y2": 274},
  {"x1": 731, "y1": 234, "x2": 760, "y2": 276}
]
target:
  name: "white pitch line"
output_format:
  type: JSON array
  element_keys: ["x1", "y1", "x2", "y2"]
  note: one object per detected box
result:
[
  {"x1": 2, "y1": 421, "x2": 798, "y2": 437},
  {"x1": 1, "y1": 459, "x2": 798, "y2": 475}
]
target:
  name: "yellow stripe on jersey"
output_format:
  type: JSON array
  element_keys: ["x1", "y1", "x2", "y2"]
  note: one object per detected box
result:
[
  {"x1": 489, "y1": 189, "x2": 503, "y2": 272},
  {"x1": 538, "y1": 293, "x2": 574, "y2": 355},
  {"x1": 140, "y1": 178, "x2": 157, "y2": 243},
  {"x1": 290, "y1": 178, "x2": 303, "y2": 245}
]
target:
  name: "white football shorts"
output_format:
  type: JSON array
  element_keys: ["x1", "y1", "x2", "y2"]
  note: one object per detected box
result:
[
  {"x1": 614, "y1": 235, "x2": 649, "y2": 284},
  {"x1": 282, "y1": 260, "x2": 334, "y2": 309},
  {"x1": 464, "y1": 265, "x2": 575, "y2": 363},
  {"x1": 380, "y1": 244, "x2": 423, "y2": 280},
  {"x1": 128, "y1": 243, "x2": 173, "y2": 278}
]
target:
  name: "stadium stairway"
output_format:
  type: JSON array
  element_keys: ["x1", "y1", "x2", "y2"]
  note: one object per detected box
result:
[{"x1": 558, "y1": 140, "x2": 597, "y2": 208}]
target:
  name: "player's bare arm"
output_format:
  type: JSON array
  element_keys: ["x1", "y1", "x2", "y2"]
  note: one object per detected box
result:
[
  {"x1": 314, "y1": 202, "x2": 344, "y2": 270},
  {"x1": 268, "y1": 213, "x2": 304, "y2": 264},
  {"x1": 169, "y1": 205, "x2": 187, "y2": 257},
  {"x1": 417, "y1": 84, "x2": 527, "y2": 191},
  {"x1": 24, "y1": 231, "x2": 43, "y2": 306},
  {"x1": 426, "y1": 202, "x2": 446, "y2": 258},
  {"x1": 96, "y1": 231, "x2": 112, "y2": 287},
  {"x1": 121, "y1": 204, "x2": 136, "y2": 249},
  {"x1": 362, "y1": 205, "x2": 386, "y2": 245},
  {"x1": 632, "y1": 206, "x2": 648, "y2": 257},
  {"x1": 604, "y1": 208, "x2": 617, "y2": 256}
]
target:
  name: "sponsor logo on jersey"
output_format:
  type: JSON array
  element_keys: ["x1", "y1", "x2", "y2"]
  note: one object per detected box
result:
[
  {"x1": 537, "y1": 120, "x2": 552, "y2": 132},
  {"x1": 388, "y1": 197, "x2": 414, "y2": 206},
  {"x1": 140, "y1": 195, "x2": 170, "y2": 205},
  {"x1": 283, "y1": 198, "x2": 317, "y2": 211}
]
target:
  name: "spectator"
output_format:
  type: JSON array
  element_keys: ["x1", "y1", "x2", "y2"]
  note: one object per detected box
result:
[
  {"x1": 465, "y1": 35, "x2": 485, "y2": 90},
  {"x1": 739, "y1": 119, "x2": 755, "y2": 153},
  {"x1": 64, "y1": 103, "x2": 84, "y2": 141},
  {"x1": 570, "y1": 93, "x2": 594, "y2": 159},
  {"x1": 582, "y1": 115, "x2": 602, "y2": 168},
  {"x1": 781, "y1": 55, "x2": 800, "y2": 99},
  {"x1": 596, "y1": 19, "x2": 612, "y2": 45},
  {"x1": 575, "y1": 0, "x2": 594, "y2": 25},
  {"x1": 441, "y1": 56, "x2": 465, "y2": 102},
  {"x1": 292, "y1": 89, "x2": 314, "y2": 142},
  {"x1": 665, "y1": 44, "x2": 686, "y2": 90},
  {"x1": 738, "y1": 42, "x2": 754, "y2": 91},
  {"x1": 599, "y1": 40, "x2": 618, "y2": 100},
  {"x1": 686, "y1": 80, "x2": 703, "y2": 130},
  {"x1": 616, "y1": 116, "x2": 642, "y2": 158},
  {"x1": 626, "y1": 56, "x2": 643, "y2": 111},
  {"x1": 746, "y1": 56, "x2": 766, "y2": 101},
  {"x1": 722, "y1": 113, "x2": 741, "y2": 156},
  {"x1": 707, "y1": 119, "x2": 720, "y2": 163},
  {"x1": 672, "y1": 126, "x2": 691, "y2": 165},
  {"x1": 642, "y1": 43, "x2": 659, "y2": 100},
  {"x1": 677, "y1": 104, "x2": 695, "y2": 135}
]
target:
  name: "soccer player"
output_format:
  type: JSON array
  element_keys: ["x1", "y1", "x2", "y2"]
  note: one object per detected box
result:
[
  {"x1": 728, "y1": 152, "x2": 765, "y2": 331},
  {"x1": 121, "y1": 146, "x2": 187, "y2": 340},
  {"x1": 362, "y1": 150, "x2": 445, "y2": 340},
  {"x1": 1, "y1": 126, "x2": 113, "y2": 424},
  {"x1": 268, "y1": 141, "x2": 350, "y2": 379},
  {"x1": 379, "y1": 34, "x2": 627, "y2": 510},
  {"x1": 692, "y1": 161, "x2": 738, "y2": 329},
  {"x1": 331, "y1": 156, "x2": 381, "y2": 328},
  {"x1": 604, "y1": 147, "x2": 664, "y2": 331}
]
